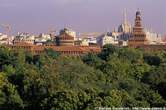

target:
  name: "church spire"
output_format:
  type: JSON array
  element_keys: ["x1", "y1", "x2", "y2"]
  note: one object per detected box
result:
[{"x1": 123, "y1": 8, "x2": 127, "y2": 24}]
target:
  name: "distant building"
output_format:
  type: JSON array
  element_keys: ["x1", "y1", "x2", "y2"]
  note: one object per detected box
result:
[
  {"x1": 60, "y1": 27, "x2": 76, "y2": 39},
  {"x1": 102, "y1": 9, "x2": 132, "y2": 46},
  {"x1": 118, "y1": 9, "x2": 132, "y2": 41},
  {"x1": 118, "y1": 9, "x2": 132, "y2": 33},
  {"x1": 97, "y1": 33, "x2": 116, "y2": 46},
  {"x1": 145, "y1": 29, "x2": 162, "y2": 44},
  {"x1": 8, "y1": 42, "x2": 101, "y2": 56},
  {"x1": 57, "y1": 28, "x2": 75, "y2": 46},
  {"x1": 81, "y1": 38, "x2": 89, "y2": 46},
  {"x1": 118, "y1": 40, "x2": 128, "y2": 46},
  {"x1": 111, "y1": 31, "x2": 121, "y2": 42},
  {"x1": 79, "y1": 32, "x2": 101, "y2": 39},
  {"x1": 128, "y1": 10, "x2": 147, "y2": 47},
  {"x1": 89, "y1": 37, "x2": 97, "y2": 46},
  {"x1": 161, "y1": 35, "x2": 166, "y2": 44},
  {"x1": 13, "y1": 32, "x2": 35, "y2": 44},
  {"x1": 75, "y1": 37, "x2": 97, "y2": 46},
  {"x1": 0, "y1": 33, "x2": 8, "y2": 44},
  {"x1": 35, "y1": 33, "x2": 52, "y2": 45}
]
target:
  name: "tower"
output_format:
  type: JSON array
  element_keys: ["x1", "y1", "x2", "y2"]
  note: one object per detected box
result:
[
  {"x1": 128, "y1": 9, "x2": 147, "y2": 47},
  {"x1": 56, "y1": 28, "x2": 75, "y2": 46}
]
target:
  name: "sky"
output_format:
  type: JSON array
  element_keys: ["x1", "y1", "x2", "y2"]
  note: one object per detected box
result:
[{"x1": 0, "y1": 0, "x2": 165, "y2": 35}]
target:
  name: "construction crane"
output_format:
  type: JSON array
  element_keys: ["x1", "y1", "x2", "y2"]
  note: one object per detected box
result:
[
  {"x1": 0, "y1": 24, "x2": 12, "y2": 36},
  {"x1": 0, "y1": 24, "x2": 12, "y2": 44}
]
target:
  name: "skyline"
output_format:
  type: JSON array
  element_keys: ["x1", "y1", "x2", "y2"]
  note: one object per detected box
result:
[{"x1": 0, "y1": 0, "x2": 166, "y2": 35}]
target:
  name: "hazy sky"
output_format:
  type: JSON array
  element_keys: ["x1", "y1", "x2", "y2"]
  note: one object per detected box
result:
[{"x1": 0, "y1": 0, "x2": 165, "y2": 35}]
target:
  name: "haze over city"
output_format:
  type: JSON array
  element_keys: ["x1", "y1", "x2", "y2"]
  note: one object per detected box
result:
[
  {"x1": 0, "y1": 0, "x2": 165, "y2": 34},
  {"x1": 1, "y1": 1, "x2": 166, "y2": 109}
]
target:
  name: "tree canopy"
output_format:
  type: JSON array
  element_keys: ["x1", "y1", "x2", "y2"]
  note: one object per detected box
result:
[{"x1": 0, "y1": 45, "x2": 166, "y2": 109}]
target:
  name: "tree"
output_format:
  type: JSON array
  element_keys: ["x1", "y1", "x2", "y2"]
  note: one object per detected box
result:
[
  {"x1": 0, "y1": 73, "x2": 23, "y2": 110},
  {"x1": 144, "y1": 55, "x2": 161, "y2": 66},
  {"x1": 102, "y1": 90, "x2": 129, "y2": 107},
  {"x1": 2, "y1": 65, "x2": 16, "y2": 76},
  {"x1": 25, "y1": 52, "x2": 33, "y2": 64},
  {"x1": 134, "y1": 84, "x2": 166, "y2": 107},
  {"x1": 118, "y1": 47, "x2": 143, "y2": 63},
  {"x1": 0, "y1": 46, "x2": 17, "y2": 70},
  {"x1": 44, "y1": 48, "x2": 60, "y2": 59},
  {"x1": 42, "y1": 90, "x2": 79, "y2": 110},
  {"x1": 1, "y1": 45, "x2": 166, "y2": 109},
  {"x1": 142, "y1": 65, "x2": 166, "y2": 87},
  {"x1": 157, "y1": 82, "x2": 166, "y2": 100},
  {"x1": 99, "y1": 44, "x2": 119, "y2": 61},
  {"x1": 55, "y1": 56, "x2": 105, "y2": 91},
  {"x1": 100, "y1": 54, "x2": 130, "y2": 83},
  {"x1": 129, "y1": 63, "x2": 150, "y2": 81},
  {"x1": 82, "y1": 53, "x2": 104, "y2": 69}
]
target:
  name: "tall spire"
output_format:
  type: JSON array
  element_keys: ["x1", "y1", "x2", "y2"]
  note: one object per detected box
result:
[{"x1": 123, "y1": 8, "x2": 127, "y2": 24}]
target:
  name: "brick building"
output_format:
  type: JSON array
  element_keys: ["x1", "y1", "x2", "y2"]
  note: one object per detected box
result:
[
  {"x1": 8, "y1": 42, "x2": 101, "y2": 56},
  {"x1": 128, "y1": 10, "x2": 148, "y2": 47}
]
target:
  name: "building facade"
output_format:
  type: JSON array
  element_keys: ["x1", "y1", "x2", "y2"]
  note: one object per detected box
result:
[
  {"x1": 55, "y1": 28, "x2": 76, "y2": 46},
  {"x1": 8, "y1": 42, "x2": 101, "y2": 56},
  {"x1": 97, "y1": 33, "x2": 116, "y2": 46},
  {"x1": 118, "y1": 9, "x2": 132, "y2": 41},
  {"x1": 145, "y1": 30, "x2": 162, "y2": 44},
  {"x1": 0, "y1": 33, "x2": 8, "y2": 44}
]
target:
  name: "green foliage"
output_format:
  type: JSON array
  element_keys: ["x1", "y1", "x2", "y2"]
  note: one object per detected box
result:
[
  {"x1": 99, "y1": 44, "x2": 119, "y2": 60},
  {"x1": 0, "y1": 45, "x2": 166, "y2": 109},
  {"x1": 55, "y1": 56, "x2": 105, "y2": 91},
  {"x1": 142, "y1": 65, "x2": 166, "y2": 86},
  {"x1": 101, "y1": 54, "x2": 130, "y2": 82},
  {"x1": 44, "y1": 48, "x2": 60, "y2": 59},
  {"x1": 142, "y1": 64, "x2": 166, "y2": 100},
  {"x1": 25, "y1": 52, "x2": 34, "y2": 64},
  {"x1": 0, "y1": 73, "x2": 23, "y2": 110},
  {"x1": 129, "y1": 63, "x2": 150, "y2": 81},
  {"x1": 82, "y1": 53, "x2": 104, "y2": 69},
  {"x1": 144, "y1": 54, "x2": 161, "y2": 66},
  {"x1": 2, "y1": 65, "x2": 16, "y2": 76},
  {"x1": 134, "y1": 84, "x2": 166, "y2": 107},
  {"x1": 0, "y1": 46, "x2": 17, "y2": 69},
  {"x1": 157, "y1": 82, "x2": 166, "y2": 100},
  {"x1": 118, "y1": 47, "x2": 143, "y2": 63}
]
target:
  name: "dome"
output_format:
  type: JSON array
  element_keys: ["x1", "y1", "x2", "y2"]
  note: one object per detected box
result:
[{"x1": 136, "y1": 10, "x2": 141, "y2": 16}]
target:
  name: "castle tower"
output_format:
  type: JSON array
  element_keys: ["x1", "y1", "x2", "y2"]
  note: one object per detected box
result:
[{"x1": 128, "y1": 9, "x2": 147, "y2": 47}]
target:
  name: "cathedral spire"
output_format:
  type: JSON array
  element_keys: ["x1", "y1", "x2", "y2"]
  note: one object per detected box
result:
[
  {"x1": 123, "y1": 8, "x2": 127, "y2": 24},
  {"x1": 118, "y1": 9, "x2": 132, "y2": 33}
]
